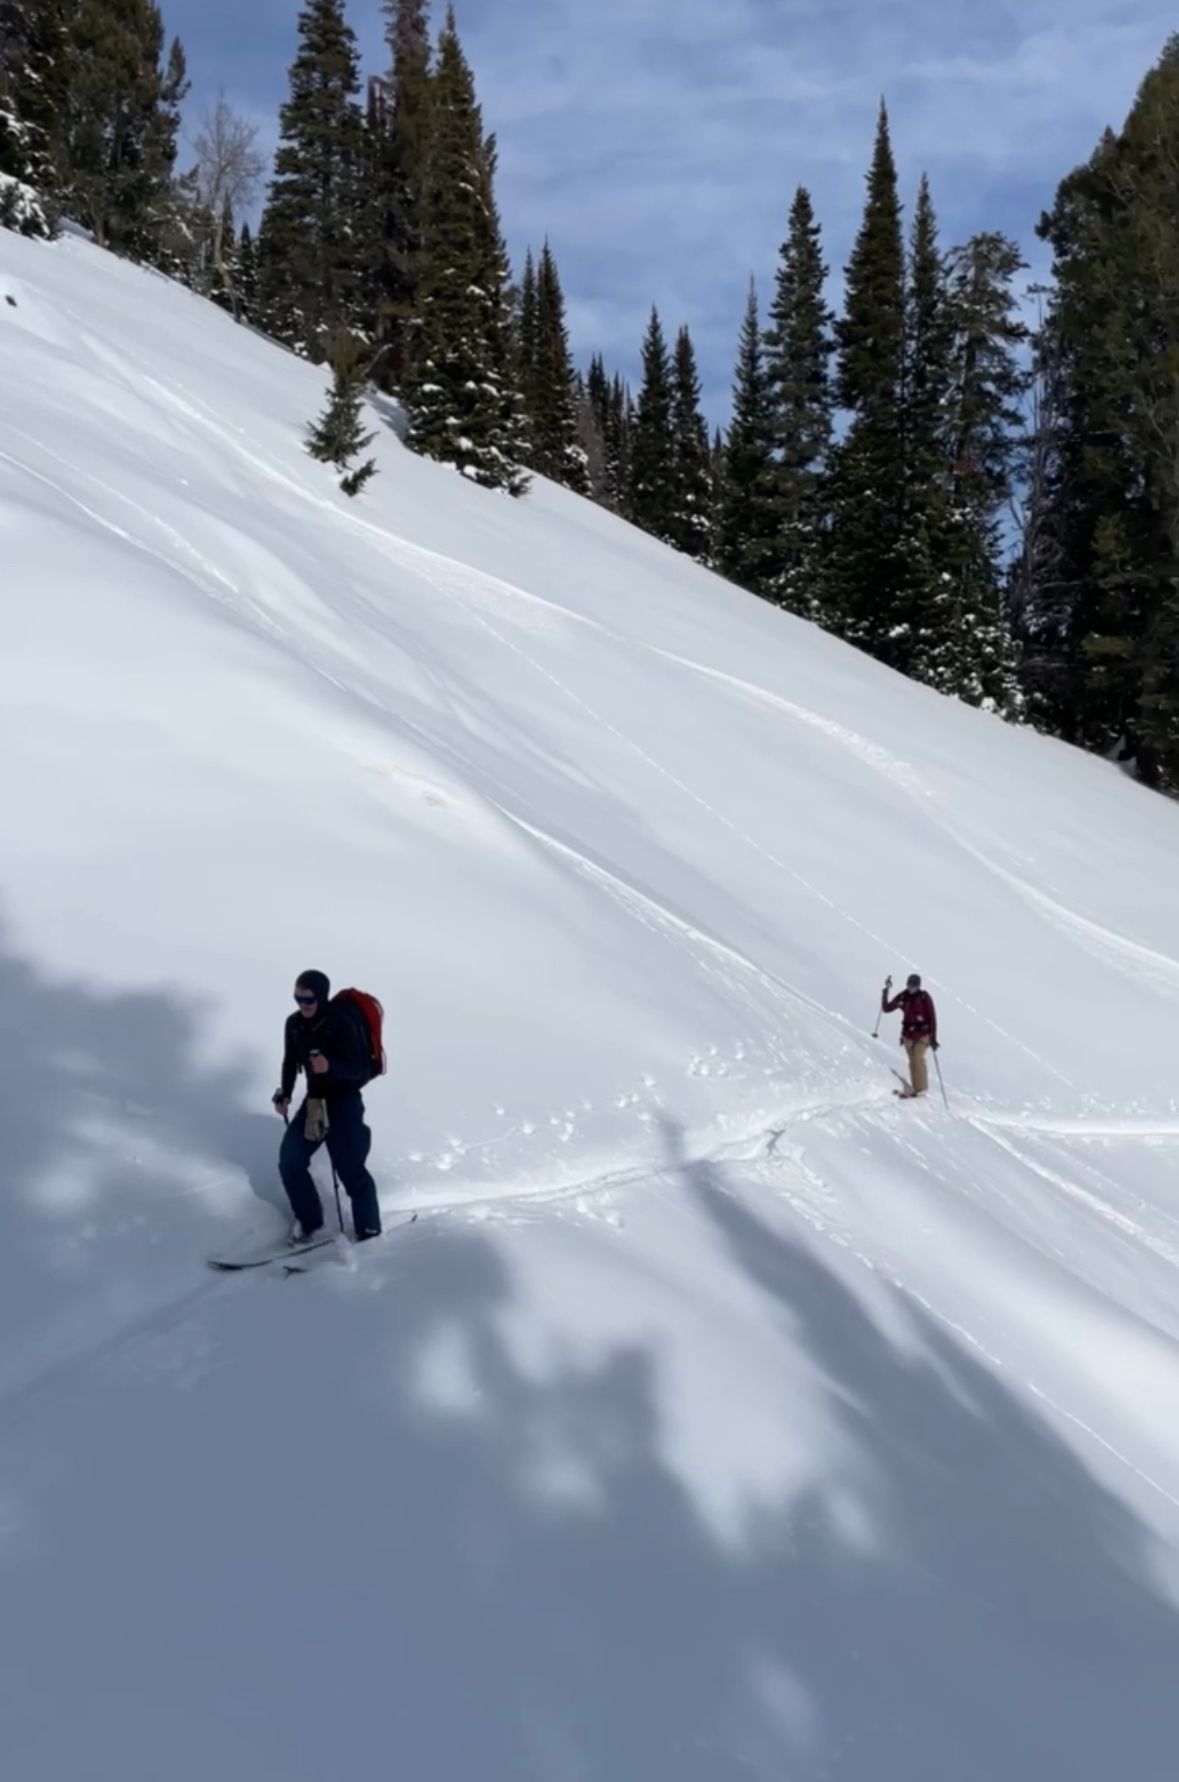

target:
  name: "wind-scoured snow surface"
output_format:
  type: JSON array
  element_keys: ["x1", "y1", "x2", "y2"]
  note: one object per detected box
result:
[{"x1": 2, "y1": 231, "x2": 1179, "y2": 1781}]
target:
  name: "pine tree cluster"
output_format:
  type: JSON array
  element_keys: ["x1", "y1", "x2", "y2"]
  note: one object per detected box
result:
[
  {"x1": 597, "y1": 111, "x2": 1023, "y2": 720},
  {"x1": 1, "y1": 0, "x2": 187, "y2": 253},
  {"x1": 1015, "y1": 37, "x2": 1179, "y2": 788}
]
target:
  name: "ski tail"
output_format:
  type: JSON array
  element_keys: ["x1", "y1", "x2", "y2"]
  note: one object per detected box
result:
[{"x1": 208, "y1": 1234, "x2": 335, "y2": 1273}]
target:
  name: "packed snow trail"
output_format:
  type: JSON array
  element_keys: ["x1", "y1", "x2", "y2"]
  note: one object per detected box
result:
[{"x1": 2, "y1": 231, "x2": 1179, "y2": 1781}]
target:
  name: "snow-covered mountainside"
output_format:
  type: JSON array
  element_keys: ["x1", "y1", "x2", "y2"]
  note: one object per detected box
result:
[{"x1": 2, "y1": 228, "x2": 1178, "y2": 1781}]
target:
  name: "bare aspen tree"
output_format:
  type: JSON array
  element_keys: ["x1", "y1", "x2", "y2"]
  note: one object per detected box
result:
[{"x1": 192, "y1": 94, "x2": 266, "y2": 317}]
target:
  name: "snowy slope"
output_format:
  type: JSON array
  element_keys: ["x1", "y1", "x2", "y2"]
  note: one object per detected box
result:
[{"x1": 2, "y1": 228, "x2": 1179, "y2": 1781}]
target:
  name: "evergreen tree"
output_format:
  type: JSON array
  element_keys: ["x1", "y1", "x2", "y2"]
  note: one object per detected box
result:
[
  {"x1": 307, "y1": 327, "x2": 377, "y2": 496},
  {"x1": 603, "y1": 372, "x2": 633, "y2": 514},
  {"x1": 0, "y1": 0, "x2": 71, "y2": 237},
  {"x1": 581, "y1": 359, "x2": 630, "y2": 513},
  {"x1": 586, "y1": 353, "x2": 610, "y2": 445},
  {"x1": 710, "y1": 425, "x2": 728, "y2": 526},
  {"x1": 668, "y1": 325, "x2": 713, "y2": 561},
  {"x1": 1030, "y1": 38, "x2": 1179, "y2": 785},
  {"x1": 1108, "y1": 58, "x2": 1179, "y2": 785},
  {"x1": 402, "y1": 9, "x2": 528, "y2": 494},
  {"x1": 517, "y1": 247, "x2": 539, "y2": 409},
  {"x1": 141, "y1": 33, "x2": 189, "y2": 268},
  {"x1": 629, "y1": 306, "x2": 676, "y2": 539},
  {"x1": 575, "y1": 373, "x2": 610, "y2": 503},
  {"x1": 933, "y1": 232, "x2": 1026, "y2": 711},
  {"x1": 258, "y1": 0, "x2": 368, "y2": 361},
  {"x1": 368, "y1": 0, "x2": 432, "y2": 387},
  {"x1": 825, "y1": 104, "x2": 908, "y2": 658},
  {"x1": 481, "y1": 128, "x2": 519, "y2": 392},
  {"x1": 1026, "y1": 131, "x2": 1133, "y2": 751},
  {"x1": 529, "y1": 242, "x2": 588, "y2": 491},
  {"x1": 764, "y1": 186, "x2": 833, "y2": 613},
  {"x1": 237, "y1": 220, "x2": 260, "y2": 323},
  {"x1": 897, "y1": 174, "x2": 956, "y2": 683},
  {"x1": 49, "y1": 2, "x2": 189, "y2": 262},
  {"x1": 1007, "y1": 287, "x2": 1064, "y2": 721},
  {"x1": 716, "y1": 282, "x2": 779, "y2": 594}
]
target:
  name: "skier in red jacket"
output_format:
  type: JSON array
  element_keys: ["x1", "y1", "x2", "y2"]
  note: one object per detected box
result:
[{"x1": 882, "y1": 973, "x2": 939, "y2": 1099}]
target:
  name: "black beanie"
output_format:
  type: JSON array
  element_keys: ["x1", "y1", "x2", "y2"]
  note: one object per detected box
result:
[{"x1": 296, "y1": 969, "x2": 331, "y2": 1005}]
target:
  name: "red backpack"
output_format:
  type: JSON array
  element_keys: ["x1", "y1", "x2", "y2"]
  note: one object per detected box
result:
[{"x1": 333, "y1": 988, "x2": 387, "y2": 1083}]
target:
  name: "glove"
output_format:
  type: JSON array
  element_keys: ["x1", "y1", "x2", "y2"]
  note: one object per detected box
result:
[
  {"x1": 932, "y1": 1041, "x2": 940, "y2": 1052},
  {"x1": 305, "y1": 1098, "x2": 330, "y2": 1142},
  {"x1": 272, "y1": 1091, "x2": 290, "y2": 1119}
]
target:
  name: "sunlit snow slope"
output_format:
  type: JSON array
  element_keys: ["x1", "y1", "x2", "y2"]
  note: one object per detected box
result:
[{"x1": 3, "y1": 229, "x2": 1179, "y2": 1782}]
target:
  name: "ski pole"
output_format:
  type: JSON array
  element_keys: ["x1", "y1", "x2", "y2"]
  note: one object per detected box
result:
[
  {"x1": 934, "y1": 1049, "x2": 949, "y2": 1112},
  {"x1": 872, "y1": 977, "x2": 891, "y2": 1040}
]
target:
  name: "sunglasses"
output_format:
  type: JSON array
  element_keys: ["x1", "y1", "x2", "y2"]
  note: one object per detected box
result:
[{"x1": 294, "y1": 992, "x2": 318, "y2": 1007}]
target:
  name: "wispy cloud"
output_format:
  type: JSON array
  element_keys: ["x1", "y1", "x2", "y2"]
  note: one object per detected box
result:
[{"x1": 171, "y1": 0, "x2": 1175, "y2": 420}]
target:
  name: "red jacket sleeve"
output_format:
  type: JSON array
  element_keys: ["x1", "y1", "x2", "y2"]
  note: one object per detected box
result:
[{"x1": 883, "y1": 993, "x2": 904, "y2": 1014}]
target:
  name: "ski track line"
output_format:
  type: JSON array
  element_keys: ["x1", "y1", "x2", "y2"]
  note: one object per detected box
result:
[
  {"x1": 1, "y1": 423, "x2": 318, "y2": 660},
  {"x1": 1, "y1": 421, "x2": 431, "y2": 745},
  {"x1": 492, "y1": 802, "x2": 885, "y2": 1053},
  {"x1": 472, "y1": 607, "x2": 1179, "y2": 1010},
  {"x1": 0, "y1": 1275, "x2": 225, "y2": 1436},
  {"x1": 881, "y1": 1123, "x2": 1179, "y2": 1351},
  {"x1": 4, "y1": 421, "x2": 244, "y2": 598},
  {"x1": 970, "y1": 1121, "x2": 1179, "y2": 1266},
  {"x1": 651, "y1": 645, "x2": 1179, "y2": 1049},
  {"x1": 394, "y1": 1091, "x2": 898, "y2": 1219},
  {"x1": 968, "y1": 852, "x2": 1179, "y2": 995},
  {"x1": 649, "y1": 644, "x2": 939, "y2": 804},
  {"x1": 364, "y1": 537, "x2": 908, "y2": 947},
  {"x1": 0, "y1": 437, "x2": 277, "y2": 650},
  {"x1": 762, "y1": 1149, "x2": 1179, "y2": 1517},
  {"x1": 972, "y1": 1111, "x2": 1179, "y2": 1139},
  {"x1": 645, "y1": 648, "x2": 1097, "y2": 1090}
]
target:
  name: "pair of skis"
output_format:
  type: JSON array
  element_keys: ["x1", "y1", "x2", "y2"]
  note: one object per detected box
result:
[{"x1": 208, "y1": 1212, "x2": 419, "y2": 1278}]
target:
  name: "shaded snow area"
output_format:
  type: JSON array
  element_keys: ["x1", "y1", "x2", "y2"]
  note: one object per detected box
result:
[{"x1": 3, "y1": 228, "x2": 1179, "y2": 1782}]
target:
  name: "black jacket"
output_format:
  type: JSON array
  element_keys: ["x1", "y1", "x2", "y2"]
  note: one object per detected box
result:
[{"x1": 281, "y1": 1004, "x2": 371, "y2": 1101}]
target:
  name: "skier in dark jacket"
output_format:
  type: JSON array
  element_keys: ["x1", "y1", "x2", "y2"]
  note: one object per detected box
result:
[
  {"x1": 882, "y1": 973, "x2": 939, "y2": 1099},
  {"x1": 273, "y1": 970, "x2": 382, "y2": 1242}
]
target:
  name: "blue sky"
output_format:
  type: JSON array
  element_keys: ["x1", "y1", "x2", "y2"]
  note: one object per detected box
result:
[{"x1": 170, "y1": 0, "x2": 1175, "y2": 423}]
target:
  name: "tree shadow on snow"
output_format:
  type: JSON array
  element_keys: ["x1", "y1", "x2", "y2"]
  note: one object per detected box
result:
[
  {"x1": 0, "y1": 915, "x2": 285, "y2": 1381},
  {"x1": 346, "y1": 1127, "x2": 1179, "y2": 1782},
  {"x1": 3, "y1": 918, "x2": 1178, "y2": 1782}
]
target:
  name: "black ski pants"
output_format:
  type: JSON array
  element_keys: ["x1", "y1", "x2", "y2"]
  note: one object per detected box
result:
[{"x1": 280, "y1": 1092, "x2": 382, "y2": 1240}]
